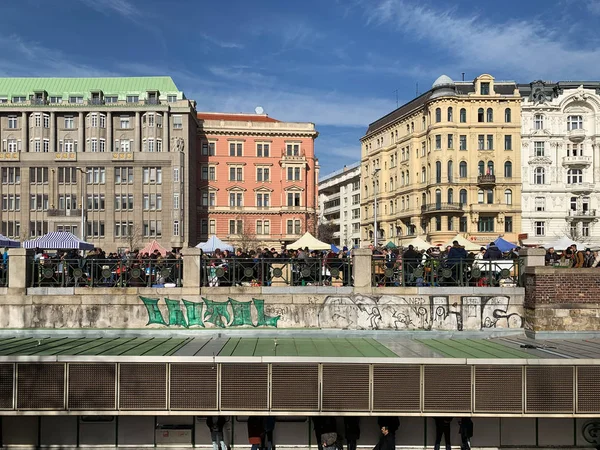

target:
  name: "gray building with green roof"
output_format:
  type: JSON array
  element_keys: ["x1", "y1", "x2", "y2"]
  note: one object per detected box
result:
[{"x1": 0, "y1": 76, "x2": 198, "y2": 249}]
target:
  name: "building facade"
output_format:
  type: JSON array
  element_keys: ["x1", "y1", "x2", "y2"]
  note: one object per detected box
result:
[
  {"x1": 519, "y1": 81, "x2": 600, "y2": 246},
  {"x1": 0, "y1": 77, "x2": 198, "y2": 251},
  {"x1": 360, "y1": 74, "x2": 522, "y2": 246},
  {"x1": 196, "y1": 112, "x2": 318, "y2": 248},
  {"x1": 318, "y1": 162, "x2": 361, "y2": 248}
]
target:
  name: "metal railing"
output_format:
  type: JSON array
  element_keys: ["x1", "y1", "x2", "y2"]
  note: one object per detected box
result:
[
  {"x1": 0, "y1": 260, "x2": 7, "y2": 287},
  {"x1": 372, "y1": 257, "x2": 522, "y2": 287},
  {"x1": 29, "y1": 258, "x2": 183, "y2": 288},
  {"x1": 421, "y1": 202, "x2": 464, "y2": 213},
  {"x1": 477, "y1": 174, "x2": 496, "y2": 184},
  {"x1": 201, "y1": 256, "x2": 352, "y2": 287}
]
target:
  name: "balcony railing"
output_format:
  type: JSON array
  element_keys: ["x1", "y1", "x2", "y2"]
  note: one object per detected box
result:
[
  {"x1": 566, "y1": 182, "x2": 594, "y2": 193},
  {"x1": 88, "y1": 98, "x2": 105, "y2": 105},
  {"x1": 421, "y1": 202, "x2": 464, "y2": 213},
  {"x1": 568, "y1": 209, "x2": 597, "y2": 218},
  {"x1": 567, "y1": 128, "x2": 586, "y2": 142},
  {"x1": 30, "y1": 98, "x2": 46, "y2": 105},
  {"x1": 562, "y1": 155, "x2": 591, "y2": 167},
  {"x1": 477, "y1": 174, "x2": 496, "y2": 185},
  {"x1": 144, "y1": 98, "x2": 160, "y2": 105}
]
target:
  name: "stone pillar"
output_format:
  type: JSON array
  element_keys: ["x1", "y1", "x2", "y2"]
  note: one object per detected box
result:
[
  {"x1": 182, "y1": 247, "x2": 201, "y2": 288},
  {"x1": 352, "y1": 248, "x2": 373, "y2": 288},
  {"x1": 106, "y1": 111, "x2": 112, "y2": 152},
  {"x1": 135, "y1": 111, "x2": 141, "y2": 151},
  {"x1": 163, "y1": 112, "x2": 169, "y2": 151},
  {"x1": 8, "y1": 248, "x2": 27, "y2": 290},
  {"x1": 21, "y1": 112, "x2": 28, "y2": 151},
  {"x1": 50, "y1": 112, "x2": 56, "y2": 153},
  {"x1": 520, "y1": 248, "x2": 546, "y2": 268},
  {"x1": 78, "y1": 112, "x2": 84, "y2": 152}
]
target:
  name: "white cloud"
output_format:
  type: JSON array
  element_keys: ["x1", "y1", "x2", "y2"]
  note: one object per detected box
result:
[
  {"x1": 200, "y1": 33, "x2": 244, "y2": 49},
  {"x1": 362, "y1": 0, "x2": 600, "y2": 79},
  {"x1": 584, "y1": 0, "x2": 600, "y2": 14}
]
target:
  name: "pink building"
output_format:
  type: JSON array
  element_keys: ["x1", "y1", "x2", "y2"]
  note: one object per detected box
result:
[{"x1": 196, "y1": 112, "x2": 319, "y2": 249}]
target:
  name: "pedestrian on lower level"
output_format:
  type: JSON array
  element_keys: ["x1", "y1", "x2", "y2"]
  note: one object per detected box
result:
[
  {"x1": 433, "y1": 417, "x2": 452, "y2": 450},
  {"x1": 263, "y1": 416, "x2": 276, "y2": 450},
  {"x1": 373, "y1": 425, "x2": 395, "y2": 450},
  {"x1": 247, "y1": 416, "x2": 263, "y2": 450},
  {"x1": 344, "y1": 417, "x2": 360, "y2": 450},
  {"x1": 313, "y1": 417, "x2": 337, "y2": 450},
  {"x1": 458, "y1": 418, "x2": 473, "y2": 450},
  {"x1": 207, "y1": 416, "x2": 227, "y2": 450}
]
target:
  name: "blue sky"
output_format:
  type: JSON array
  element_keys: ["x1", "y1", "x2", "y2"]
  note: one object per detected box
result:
[{"x1": 1, "y1": 0, "x2": 600, "y2": 175}]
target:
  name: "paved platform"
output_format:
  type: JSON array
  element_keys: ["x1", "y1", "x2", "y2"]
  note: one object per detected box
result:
[{"x1": 0, "y1": 334, "x2": 599, "y2": 359}]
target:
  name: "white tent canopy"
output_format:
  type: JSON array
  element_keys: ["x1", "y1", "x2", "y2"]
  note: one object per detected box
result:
[
  {"x1": 546, "y1": 235, "x2": 588, "y2": 251},
  {"x1": 288, "y1": 232, "x2": 330, "y2": 251},
  {"x1": 196, "y1": 235, "x2": 234, "y2": 253},
  {"x1": 398, "y1": 236, "x2": 431, "y2": 249},
  {"x1": 23, "y1": 232, "x2": 94, "y2": 250},
  {"x1": 444, "y1": 234, "x2": 481, "y2": 252}
]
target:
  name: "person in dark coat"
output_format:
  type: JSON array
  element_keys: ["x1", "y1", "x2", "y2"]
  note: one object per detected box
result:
[
  {"x1": 446, "y1": 241, "x2": 467, "y2": 285},
  {"x1": 206, "y1": 416, "x2": 227, "y2": 450},
  {"x1": 247, "y1": 416, "x2": 263, "y2": 450},
  {"x1": 263, "y1": 416, "x2": 276, "y2": 450},
  {"x1": 433, "y1": 417, "x2": 452, "y2": 450},
  {"x1": 313, "y1": 417, "x2": 337, "y2": 450},
  {"x1": 458, "y1": 418, "x2": 473, "y2": 450},
  {"x1": 483, "y1": 242, "x2": 502, "y2": 260},
  {"x1": 373, "y1": 425, "x2": 395, "y2": 450},
  {"x1": 402, "y1": 245, "x2": 420, "y2": 285},
  {"x1": 344, "y1": 417, "x2": 360, "y2": 450},
  {"x1": 377, "y1": 417, "x2": 399, "y2": 435}
]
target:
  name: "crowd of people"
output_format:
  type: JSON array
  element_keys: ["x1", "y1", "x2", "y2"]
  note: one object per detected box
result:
[{"x1": 545, "y1": 244, "x2": 600, "y2": 267}]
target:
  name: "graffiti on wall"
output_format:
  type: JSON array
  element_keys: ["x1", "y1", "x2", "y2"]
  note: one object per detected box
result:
[
  {"x1": 140, "y1": 296, "x2": 281, "y2": 328},
  {"x1": 317, "y1": 295, "x2": 523, "y2": 331}
]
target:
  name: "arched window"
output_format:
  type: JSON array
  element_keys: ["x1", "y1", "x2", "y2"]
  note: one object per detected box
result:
[
  {"x1": 406, "y1": 171, "x2": 410, "y2": 184},
  {"x1": 421, "y1": 193, "x2": 427, "y2": 206},
  {"x1": 390, "y1": 177, "x2": 394, "y2": 191},
  {"x1": 435, "y1": 108, "x2": 441, "y2": 123},
  {"x1": 478, "y1": 189, "x2": 484, "y2": 204},
  {"x1": 447, "y1": 107, "x2": 453, "y2": 122},
  {"x1": 435, "y1": 161, "x2": 442, "y2": 183},
  {"x1": 459, "y1": 189, "x2": 467, "y2": 205},
  {"x1": 487, "y1": 161, "x2": 494, "y2": 175},
  {"x1": 486, "y1": 108, "x2": 493, "y2": 122},
  {"x1": 460, "y1": 108, "x2": 467, "y2": 123},
  {"x1": 478, "y1": 108, "x2": 484, "y2": 122},
  {"x1": 478, "y1": 161, "x2": 485, "y2": 175},
  {"x1": 435, "y1": 189, "x2": 442, "y2": 207},
  {"x1": 504, "y1": 161, "x2": 512, "y2": 178},
  {"x1": 411, "y1": 122, "x2": 414, "y2": 132},
  {"x1": 504, "y1": 189, "x2": 512, "y2": 205},
  {"x1": 407, "y1": 124, "x2": 410, "y2": 133},
  {"x1": 421, "y1": 167, "x2": 426, "y2": 183},
  {"x1": 505, "y1": 108, "x2": 511, "y2": 123},
  {"x1": 401, "y1": 173, "x2": 405, "y2": 186},
  {"x1": 447, "y1": 160, "x2": 453, "y2": 182},
  {"x1": 448, "y1": 188, "x2": 454, "y2": 204},
  {"x1": 567, "y1": 169, "x2": 583, "y2": 184},
  {"x1": 459, "y1": 161, "x2": 467, "y2": 178},
  {"x1": 534, "y1": 167, "x2": 545, "y2": 184},
  {"x1": 401, "y1": 198, "x2": 405, "y2": 210}
]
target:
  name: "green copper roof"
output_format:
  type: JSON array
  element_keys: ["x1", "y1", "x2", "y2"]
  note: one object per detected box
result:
[{"x1": 0, "y1": 76, "x2": 180, "y2": 99}]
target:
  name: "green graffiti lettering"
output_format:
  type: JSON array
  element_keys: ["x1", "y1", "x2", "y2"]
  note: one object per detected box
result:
[
  {"x1": 229, "y1": 298, "x2": 254, "y2": 327},
  {"x1": 253, "y1": 298, "x2": 281, "y2": 327},
  {"x1": 203, "y1": 298, "x2": 231, "y2": 328},
  {"x1": 140, "y1": 296, "x2": 167, "y2": 326},
  {"x1": 165, "y1": 298, "x2": 188, "y2": 327},
  {"x1": 182, "y1": 299, "x2": 205, "y2": 327}
]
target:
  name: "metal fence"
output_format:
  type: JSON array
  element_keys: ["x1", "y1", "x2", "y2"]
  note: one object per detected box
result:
[
  {"x1": 0, "y1": 259, "x2": 7, "y2": 287},
  {"x1": 201, "y1": 256, "x2": 353, "y2": 287},
  {"x1": 29, "y1": 258, "x2": 183, "y2": 288},
  {"x1": 372, "y1": 257, "x2": 522, "y2": 287}
]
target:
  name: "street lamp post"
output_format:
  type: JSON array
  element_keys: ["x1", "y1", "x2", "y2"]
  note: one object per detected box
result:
[{"x1": 373, "y1": 168, "x2": 380, "y2": 248}]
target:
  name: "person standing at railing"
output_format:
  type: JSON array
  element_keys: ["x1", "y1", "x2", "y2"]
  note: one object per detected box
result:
[
  {"x1": 402, "y1": 245, "x2": 420, "y2": 286},
  {"x1": 483, "y1": 242, "x2": 502, "y2": 260},
  {"x1": 446, "y1": 241, "x2": 467, "y2": 286}
]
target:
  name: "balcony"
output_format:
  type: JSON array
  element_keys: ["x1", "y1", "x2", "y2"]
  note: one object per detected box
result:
[
  {"x1": 477, "y1": 174, "x2": 496, "y2": 186},
  {"x1": 562, "y1": 155, "x2": 591, "y2": 167},
  {"x1": 88, "y1": 98, "x2": 105, "y2": 106},
  {"x1": 566, "y1": 182, "x2": 594, "y2": 194},
  {"x1": 567, "y1": 128, "x2": 586, "y2": 143},
  {"x1": 47, "y1": 209, "x2": 82, "y2": 217},
  {"x1": 281, "y1": 150, "x2": 306, "y2": 161},
  {"x1": 30, "y1": 98, "x2": 46, "y2": 105},
  {"x1": 421, "y1": 202, "x2": 464, "y2": 214},
  {"x1": 144, "y1": 98, "x2": 160, "y2": 105},
  {"x1": 568, "y1": 209, "x2": 597, "y2": 219}
]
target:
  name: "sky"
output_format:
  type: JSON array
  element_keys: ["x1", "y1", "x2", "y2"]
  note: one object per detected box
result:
[{"x1": 1, "y1": 0, "x2": 600, "y2": 175}]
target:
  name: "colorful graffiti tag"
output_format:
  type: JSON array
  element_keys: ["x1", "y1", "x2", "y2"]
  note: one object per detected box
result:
[{"x1": 140, "y1": 296, "x2": 281, "y2": 328}]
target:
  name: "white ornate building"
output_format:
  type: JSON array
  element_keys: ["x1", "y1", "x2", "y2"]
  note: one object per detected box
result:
[{"x1": 520, "y1": 81, "x2": 600, "y2": 246}]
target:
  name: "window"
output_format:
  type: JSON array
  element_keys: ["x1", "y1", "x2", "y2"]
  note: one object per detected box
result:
[
  {"x1": 505, "y1": 216, "x2": 513, "y2": 233},
  {"x1": 460, "y1": 216, "x2": 467, "y2": 232},
  {"x1": 12, "y1": 96, "x2": 26, "y2": 103},
  {"x1": 352, "y1": 194, "x2": 360, "y2": 205},
  {"x1": 256, "y1": 193, "x2": 270, "y2": 207},
  {"x1": 49, "y1": 96, "x2": 62, "y2": 104},
  {"x1": 86, "y1": 194, "x2": 106, "y2": 211},
  {"x1": 435, "y1": 135, "x2": 441, "y2": 150},
  {"x1": 171, "y1": 221, "x2": 179, "y2": 237},
  {"x1": 459, "y1": 135, "x2": 467, "y2": 150},
  {"x1": 447, "y1": 107, "x2": 453, "y2": 122},
  {"x1": 448, "y1": 217, "x2": 454, "y2": 231},
  {"x1": 478, "y1": 135, "x2": 484, "y2": 150},
  {"x1": 114, "y1": 221, "x2": 133, "y2": 238},
  {"x1": 229, "y1": 166, "x2": 243, "y2": 181},
  {"x1": 29, "y1": 194, "x2": 48, "y2": 211},
  {"x1": 202, "y1": 141, "x2": 216, "y2": 156},
  {"x1": 142, "y1": 194, "x2": 162, "y2": 210},
  {"x1": 447, "y1": 160, "x2": 453, "y2": 182},
  {"x1": 478, "y1": 216, "x2": 494, "y2": 232},
  {"x1": 567, "y1": 144, "x2": 583, "y2": 157},
  {"x1": 421, "y1": 167, "x2": 426, "y2": 183},
  {"x1": 505, "y1": 189, "x2": 512, "y2": 205},
  {"x1": 435, "y1": 161, "x2": 442, "y2": 183},
  {"x1": 99, "y1": 114, "x2": 106, "y2": 128},
  {"x1": 89, "y1": 138, "x2": 98, "y2": 152},
  {"x1": 481, "y1": 82, "x2": 490, "y2": 95},
  {"x1": 29, "y1": 221, "x2": 48, "y2": 237},
  {"x1": 534, "y1": 167, "x2": 545, "y2": 184},
  {"x1": 209, "y1": 166, "x2": 216, "y2": 181},
  {"x1": 478, "y1": 108, "x2": 484, "y2": 122},
  {"x1": 256, "y1": 167, "x2": 270, "y2": 182},
  {"x1": 173, "y1": 167, "x2": 180, "y2": 183},
  {"x1": 145, "y1": 113, "x2": 155, "y2": 127},
  {"x1": 531, "y1": 197, "x2": 545, "y2": 212},
  {"x1": 459, "y1": 161, "x2": 467, "y2": 178},
  {"x1": 504, "y1": 135, "x2": 512, "y2": 150},
  {"x1": 459, "y1": 189, "x2": 467, "y2": 205},
  {"x1": 505, "y1": 108, "x2": 511, "y2": 123},
  {"x1": 534, "y1": 221, "x2": 545, "y2": 236},
  {"x1": 1, "y1": 195, "x2": 20, "y2": 211},
  {"x1": 7, "y1": 115, "x2": 18, "y2": 129},
  {"x1": 286, "y1": 143, "x2": 301, "y2": 156},
  {"x1": 29, "y1": 167, "x2": 48, "y2": 184},
  {"x1": 114, "y1": 167, "x2": 133, "y2": 184},
  {"x1": 504, "y1": 161, "x2": 512, "y2": 178},
  {"x1": 534, "y1": 114, "x2": 544, "y2": 130},
  {"x1": 435, "y1": 216, "x2": 442, "y2": 231},
  {"x1": 435, "y1": 108, "x2": 441, "y2": 123},
  {"x1": 287, "y1": 192, "x2": 301, "y2": 207},
  {"x1": 229, "y1": 219, "x2": 243, "y2": 235},
  {"x1": 567, "y1": 169, "x2": 583, "y2": 184},
  {"x1": 90, "y1": 114, "x2": 98, "y2": 127},
  {"x1": 114, "y1": 195, "x2": 134, "y2": 211},
  {"x1": 69, "y1": 96, "x2": 83, "y2": 104},
  {"x1": 173, "y1": 115, "x2": 183, "y2": 129},
  {"x1": 487, "y1": 161, "x2": 494, "y2": 175},
  {"x1": 143, "y1": 220, "x2": 162, "y2": 237},
  {"x1": 208, "y1": 220, "x2": 215, "y2": 235},
  {"x1": 229, "y1": 192, "x2": 243, "y2": 207},
  {"x1": 86, "y1": 167, "x2": 106, "y2": 184},
  {"x1": 486, "y1": 135, "x2": 494, "y2": 150},
  {"x1": 33, "y1": 139, "x2": 41, "y2": 153},
  {"x1": 119, "y1": 116, "x2": 130, "y2": 128},
  {"x1": 460, "y1": 108, "x2": 466, "y2": 123},
  {"x1": 34, "y1": 114, "x2": 41, "y2": 127},
  {"x1": 229, "y1": 142, "x2": 243, "y2": 156},
  {"x1": 447, "y1": 188, "x2": 454, "y2": 204},
  {"x1": 287, "y1": 219, "x2": 302, "y2": 235},
  {"x1": 58, "y1": 194, "x2": 77, "y2": 211},
  {"x1": 58, "y1": 167, "x2": 78, "y2": 184},
  {"x1": 257, "y1": 142, "x2": 270, "y2": 157},
  {"x1": 142, "y1": 167, "x2": 162, "y2": 184},
  {"x1": 126, "y1": 95, "x2": 139, "y2": 103},
  {"x1": 287, "y1": 167, "x2": 301, "y2": 181},
  {"x1": 534, "y1": 141, "x2": 545, "y2": 156},
  {"x1": 447, "y1": 134, "x2": 453, "y2": 149},
  {"x1": 567, "y1": 115, "x2": 583, "y2": 131},
  {"x1": 486, "y1": 108, "x2": 493, "y2": 122}
]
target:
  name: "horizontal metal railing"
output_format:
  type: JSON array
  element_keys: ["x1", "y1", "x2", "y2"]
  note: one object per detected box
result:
[
  {"x1": 372, "y1": 257, "x2": 522, "y2": 287},
  {"x1": 29, "y1": 258, "x2": 183, "y2": 288},
  {"x1": 201, "y1": 256, "x2": 352, "y2": 287}
]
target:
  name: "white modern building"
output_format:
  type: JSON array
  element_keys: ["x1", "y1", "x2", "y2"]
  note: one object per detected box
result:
[
  {"x1": 318, "y1": 162, "x2": 361, "y2": 248},
  {"x1": 520, "y1": 81, "x2": 600, "y2": 246}
]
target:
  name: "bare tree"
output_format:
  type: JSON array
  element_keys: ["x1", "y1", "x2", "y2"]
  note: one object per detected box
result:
[
  {"x1": 317, "y1": 222, "x2": 337, "y2": 244},
  {"x1": 125, "y1": 224, "x2": 143, "y2": 252},
  {"x1": 233, "y1": 221, "x2": 259, "y2": 252},
  {"x1": 557, "y1": 222, "x2": 588, "y2": 243}
]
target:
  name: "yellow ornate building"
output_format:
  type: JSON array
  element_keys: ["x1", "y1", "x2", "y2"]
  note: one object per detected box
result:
[{"x1": 360, "y1": 74, "x2": 522, "y2": 246}]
